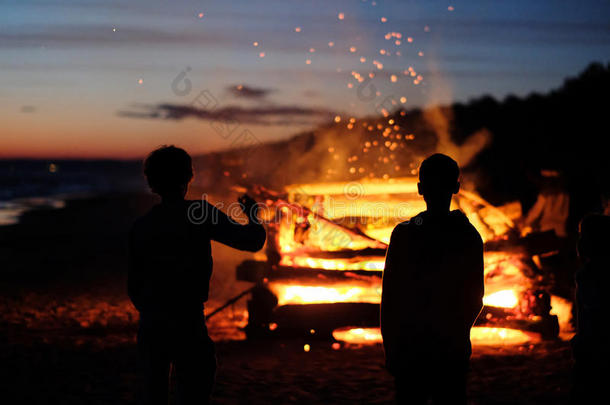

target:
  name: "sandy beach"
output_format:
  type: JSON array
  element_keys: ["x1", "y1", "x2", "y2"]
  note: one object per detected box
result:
[{"x1": 0, "y1": 193, "x2": 575, "y2": 405}]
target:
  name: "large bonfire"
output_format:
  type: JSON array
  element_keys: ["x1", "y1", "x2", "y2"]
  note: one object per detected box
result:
[{"x1": 232, "y1": 177, "x2": 572, "y2": 346}]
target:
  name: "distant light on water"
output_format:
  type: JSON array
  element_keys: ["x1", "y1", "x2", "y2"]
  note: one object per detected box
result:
[{"x1": 0, "y1": 198, "x2": 65, "y2": 226}]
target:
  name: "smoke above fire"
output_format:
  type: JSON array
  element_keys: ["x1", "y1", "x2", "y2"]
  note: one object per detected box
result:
[
  {"x1": 423, "y1": 58, "x2": 492, "y2": 168},
  {"x1": 424, "y1": 106, "x2": 492, "y2": 168},
  {"x1": 188, "y1": 100, "x2": 494, "y2": 194}
]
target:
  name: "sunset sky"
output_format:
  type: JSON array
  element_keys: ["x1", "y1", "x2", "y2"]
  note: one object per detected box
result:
[{"x1": 2, "y1": 0, "x2": 610, "y2": 158}]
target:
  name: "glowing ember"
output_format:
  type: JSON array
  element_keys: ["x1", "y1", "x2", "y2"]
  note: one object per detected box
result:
[
  {"x1": 280, "y1": 256, "x2": 384, "y2": 271},
  {"x1": 483, "y1": 289, "x2": 519, "y2": 309},
  {"x1": 332, "y1": 327, "x2": 538, "y2": 346},
  {"x1": 333, "y1": 328, "x2": 382, "y2": 344},
  {"x1": 470, "y1": 327, "x2": 536, "y2": 346},
  {"x1": 270, "y1": 284, "x2": 380, "y2": 306}
]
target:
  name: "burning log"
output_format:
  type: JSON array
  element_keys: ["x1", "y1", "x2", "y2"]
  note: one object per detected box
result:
[
  {"x1": 241, "y1": 288, "x2": 559, "y2": 340},
  {"x1": 236, "y1": 260, "x2": 383, "y2": 283}
]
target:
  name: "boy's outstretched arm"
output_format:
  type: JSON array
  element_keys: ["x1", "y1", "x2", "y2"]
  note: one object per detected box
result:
[{"x1": 209, "y1": 194, "x2": 266, "y2": 252}]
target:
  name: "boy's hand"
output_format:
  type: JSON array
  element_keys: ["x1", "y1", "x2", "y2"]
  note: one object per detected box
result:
[{"x1": 238, "y1": 194, "x2": 259, "y2": 222}]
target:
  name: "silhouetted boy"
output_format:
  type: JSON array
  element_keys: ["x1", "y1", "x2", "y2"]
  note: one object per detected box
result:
[
  {"x1": 381, "y1": 153, "x2": 484, "y2": 405},
  {"x1": 128, "y1": 146, "x2": 266, "y2": 405},
  {"x1": 571, "y1": 214, "x2": 610, "y2": 404}
]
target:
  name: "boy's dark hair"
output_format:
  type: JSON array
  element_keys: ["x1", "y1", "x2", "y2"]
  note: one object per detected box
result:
[
  {"x1": 419, "y1": 153, "x2": 459, "y2": 191},
  {"x1": 144, "y1": 145, "x2": 193, "y2": 195},
  {"x1": 578, "y1": 214, "x2": 610, "y2": 260}
]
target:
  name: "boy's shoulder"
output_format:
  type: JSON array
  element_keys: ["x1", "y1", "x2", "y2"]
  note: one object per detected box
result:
[
  {"x1": 391, "y1": 210, "x2": 482, "y2": 241},
  {"x1": 390, "y1": 212, "x2": 425, "y2": 240},
  {"x1": 398, "y1": 211, "x2": 427, "y2": 227}
]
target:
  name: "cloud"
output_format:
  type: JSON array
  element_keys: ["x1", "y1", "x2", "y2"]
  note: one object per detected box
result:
[
  {"x1": 226, "y1": 84, "x2": 274, "y2": 99},
  {"x1": 0, "y1": 23, "x2": 242, "y2": 49},
  {"x1": 117, "y1": 103, "x2": 336, "y2": 126}
]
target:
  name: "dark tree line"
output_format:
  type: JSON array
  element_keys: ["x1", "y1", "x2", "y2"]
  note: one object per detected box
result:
[{"x1": 448, "y1": 62, "x2": 610, "y2": 234}]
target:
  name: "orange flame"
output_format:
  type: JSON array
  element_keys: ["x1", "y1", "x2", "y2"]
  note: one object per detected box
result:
[{"x1": 270, "y1": 283, "x2": 380, "y2": 306}]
